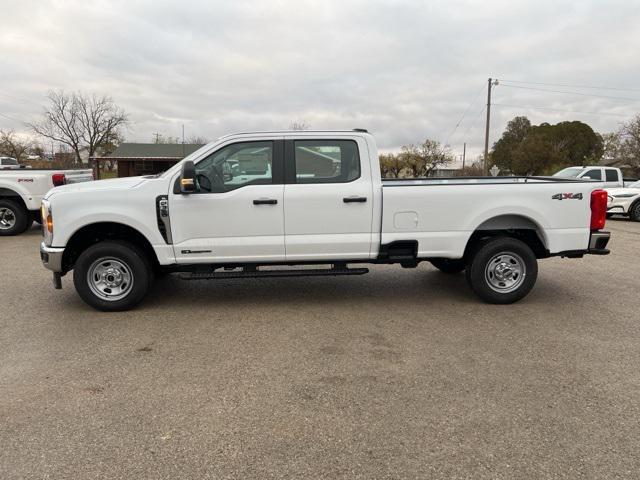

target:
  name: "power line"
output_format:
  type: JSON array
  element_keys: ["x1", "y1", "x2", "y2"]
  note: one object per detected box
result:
[
  {"x1": 498, "y1": 79, "x2": 640, "y2": 93},
  {"x1": 0, "y1": 112, "x2": 25, "y2": 124},
  {"x1": 0, "y1": 92, "x2": 43, "y2": 107},
  {"x1": 443, "y1": 83, "x2": 486, "y2": 145},
  {"x1": 492, "y1": 102, "x2": 631, "y2": 118},
  {"x1": 499, "y1": 83, "x2": 640, "y2": 103}
]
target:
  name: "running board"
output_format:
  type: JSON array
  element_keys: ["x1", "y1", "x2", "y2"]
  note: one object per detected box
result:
[{"x1": 179, "y1": 266, "x2": 369, "y2": 281}]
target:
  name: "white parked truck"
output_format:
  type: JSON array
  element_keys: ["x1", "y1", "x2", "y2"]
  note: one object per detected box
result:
[
  {"x1": 40, "y1": 130, "x2": 611, "y2": 311},
  {"x1": 553, "y1": 165, "x2": 625, "y2": 188},
  {"x1": 0, "y1": 168, "x2": 93, "y2": 235}
]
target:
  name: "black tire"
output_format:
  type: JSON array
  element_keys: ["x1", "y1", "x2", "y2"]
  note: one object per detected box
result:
[
  {"x1": 430, "y1": 258, "x2": 466, "y2": 274},
  {"x1": 73, "y1": 240, "x2": 153, "y2": 311},
  {"x1": 465, "y1": 237, "x2": 538, "y2": 304},
  {"x1": 0, "y1": 199, "x2": 29, "y2": 236},
  {"x1": 630, "y1": 202, "x2": 640, "y2": 222}
]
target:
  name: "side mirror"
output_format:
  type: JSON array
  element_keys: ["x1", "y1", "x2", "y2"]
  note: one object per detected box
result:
[{"x1": 180, "y1": 160, "x2": 197, "y2": 193}]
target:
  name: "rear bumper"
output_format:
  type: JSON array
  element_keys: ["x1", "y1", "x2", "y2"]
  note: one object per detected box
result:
[
  {"x1": 555, "y1": 231, "x2": 610, "y2": 258},
  {"x1": 40, "y1": 242, "x2": 64, "y2": 272},
  {"x1": 588, "y1": 231, "x2": 610, "y2": 253}
]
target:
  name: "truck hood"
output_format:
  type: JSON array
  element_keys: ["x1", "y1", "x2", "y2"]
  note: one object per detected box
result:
[{"x1": 45, "y1": 176, "x2": 148, "y2": 199}]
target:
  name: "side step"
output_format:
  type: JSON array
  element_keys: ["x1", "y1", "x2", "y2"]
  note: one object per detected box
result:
[{"x1": 179, "y1": 266, "x2": 369, "y2": 281}]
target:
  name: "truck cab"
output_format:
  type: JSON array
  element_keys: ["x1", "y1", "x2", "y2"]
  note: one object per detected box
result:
[{"x1": 553, "y1": 166, "x2": 623, "y2": 188}]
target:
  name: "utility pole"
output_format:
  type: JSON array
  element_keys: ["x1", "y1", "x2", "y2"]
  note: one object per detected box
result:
[
  {"x1": 182, "y1": 124, "x2": 185, "y2": 157},
  {"x1": 483, "y1": 78, "x2": 498, "y2": 174},
  {"x1": 153, "y1": 132, "x2": 162, "y2": 143},
  {"x1": 462, "y1": 142, "x2": 466, "y2": 170}
]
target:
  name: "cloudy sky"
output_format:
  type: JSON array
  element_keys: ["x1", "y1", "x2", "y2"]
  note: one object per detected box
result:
[{"x1": 1, "y1": 0, "x2": 640, "y2": 162}]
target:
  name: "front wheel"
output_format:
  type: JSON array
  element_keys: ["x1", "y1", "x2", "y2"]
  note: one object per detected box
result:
[
  {"x1": 630, "y1": 202, "x2": 640, "y2": 222},
  {"x1": 73, "y1": 241, "x2": 152, "y2": 311},
  {"x1": 465, "y1": 237, "x2": 538, "y2": 304}
]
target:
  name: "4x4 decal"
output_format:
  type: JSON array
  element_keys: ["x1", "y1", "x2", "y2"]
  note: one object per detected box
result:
[{"x1": 552, "y1": 193, "x2": 583, "y2": 201}]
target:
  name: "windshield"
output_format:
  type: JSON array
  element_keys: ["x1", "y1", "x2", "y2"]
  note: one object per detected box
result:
[{"x1": 553, "y1": 167, "x2": 583, "y2": 178}]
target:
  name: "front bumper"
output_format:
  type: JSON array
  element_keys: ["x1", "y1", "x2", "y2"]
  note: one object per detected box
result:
[{"x1": 40, "y1": 242, "x2": 64, "y2": 272}]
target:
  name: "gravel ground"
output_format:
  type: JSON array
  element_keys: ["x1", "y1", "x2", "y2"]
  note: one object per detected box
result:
[{"x1": 1, "y1": 219, "x2": 639, "y2": 479}]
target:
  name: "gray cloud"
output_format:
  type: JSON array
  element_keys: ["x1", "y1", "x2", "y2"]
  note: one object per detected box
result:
[{"x1": 1, "y1": 0, "x2": 639, "y2": 161}]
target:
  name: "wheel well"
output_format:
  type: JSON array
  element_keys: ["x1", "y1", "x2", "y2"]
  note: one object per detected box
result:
[
  {"x1": 0, "y1": 188, "x2": 27, "y2": 211},
  {"x1": 465, "y1": 215, "x2": 549, "y2": 259},
  {"x1": 62, "y1": 222, "x2": 158, "y2": 272}
]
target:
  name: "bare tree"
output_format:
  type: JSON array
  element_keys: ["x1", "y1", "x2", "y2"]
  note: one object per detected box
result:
[
  {"x1": 0, "y1": 130, "x2": 33, "y2": 161},
  {"x1": 289, "y1": 121, "x2": 310, "y2": 131},
  {"x1": 30, "y1": 90, "x2": 127, "y2": 164},
  {"x1": 400, "y1": 139, "x2": 453, "y2": 177},
  {"x1": 186, "y1": 135, "x2": 208, "y2": 144},
  {"x1": 153, "y1": 134, "x2": 180, "y2": 144},
  {"x1": 620, "y1": 115, "x2": 640, "y2": 176}
]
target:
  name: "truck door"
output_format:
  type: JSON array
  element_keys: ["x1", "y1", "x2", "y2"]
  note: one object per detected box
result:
[
  {"x1": 283, "y1": 137, "x2": 374, "y2": 261},
  {"x1": 604, "y1": 168, "x2": 621, "y2": 188},
  {"x1": 169, "y1": 139, "x2": 286, "y2": 263}
]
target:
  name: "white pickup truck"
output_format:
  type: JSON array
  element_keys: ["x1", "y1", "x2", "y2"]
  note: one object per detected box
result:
[
  {"x1": 0, "y1": 168, "x2": 93, "y2": 235},
  {"x1": 40, "y1": 130, "x2": 611, "y2": 311}
]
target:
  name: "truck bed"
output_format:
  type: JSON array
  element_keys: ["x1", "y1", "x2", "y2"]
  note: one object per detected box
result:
[{"x1": 381, "y1": 176, "x2": 601, "y2": 258}]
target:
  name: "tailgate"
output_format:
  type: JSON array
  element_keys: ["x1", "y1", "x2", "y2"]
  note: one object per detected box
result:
[{"x1": 64, "y1": 169, "x2": 94, "y2": 184}]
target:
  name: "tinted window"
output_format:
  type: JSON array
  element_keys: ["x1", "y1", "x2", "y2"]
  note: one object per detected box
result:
[
  {"x1": 195, "y1": 141, "x2": 273, "y2": 193},
  {"x1": 605, "y1": 169, "x2": 618, "y2": 182},
  {"x1": 294, "y1": 140, "x2": 360, "y2": 183},
  {"x1": 582, "y1": 169, "x2": 602, "y2": 180},
  {"x1": 553, "y1": 167, "x2": 583, "y2": 178},
  {"x1": 1, "y1": 157, "x2": 18, "y2": 166}
]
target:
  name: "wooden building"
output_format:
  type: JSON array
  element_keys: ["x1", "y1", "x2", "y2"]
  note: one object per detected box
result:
[{"x1": 97, "y1": 143, "x2": 204, "y2": 178}]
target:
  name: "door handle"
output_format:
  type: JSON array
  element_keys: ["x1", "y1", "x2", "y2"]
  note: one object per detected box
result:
[
  {"x1": 253, "y1": 198, "x2": 278, "y2": 205},
  {"x1": 343, "y1": 196, "x2": 367, "y2": 203}
]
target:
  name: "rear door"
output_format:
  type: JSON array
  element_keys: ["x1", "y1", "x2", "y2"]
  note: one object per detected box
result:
[
  {"x1": 169, "y1": 139, "x2": 286, "y2": 263},
  {"x1": 604, "y1": 168, "x2": 621, "y2": 188},
  {"x1": 283, "y1": 136, "x2": 373, "y2": 260}
]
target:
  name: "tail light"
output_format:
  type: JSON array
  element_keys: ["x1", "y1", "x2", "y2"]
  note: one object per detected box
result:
[
  {"x1": 51, "y1": 173, "x2": 66, "y2": 187},
  {"x1": 590, "y1": 189, "x2": 607, "y2": 230}
]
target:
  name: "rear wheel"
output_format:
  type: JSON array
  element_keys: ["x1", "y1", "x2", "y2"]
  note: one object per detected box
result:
[
  {"x1": 430, "y1": 258, "x2": 466, "y2": 274},
  {"x1": 630, "y1": 202, "x2": 640, "y2": 222},
  {"x1": 73, "y1": 241, "x2": 152, "y2": 311},
  {"x1": 466, "y1": 237, "x2": 538, "y2": 304},
  {"x1": 0, "y1": 199, "x2": 29, "y2": 236}
]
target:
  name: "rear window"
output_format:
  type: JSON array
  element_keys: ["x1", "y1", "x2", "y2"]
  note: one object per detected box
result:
[
  {"x1": 1, "y1": 157, "x2": 18, "y2": 166},
  {"x1": 553, "y1": 167, "x2": 583, "y2": 178},
  {"x1": 293, "y1": 140, "x2": 360, "y2": 183},
  {"x1": 605, "y1": 169, "x2": 618, "y2": 182}
]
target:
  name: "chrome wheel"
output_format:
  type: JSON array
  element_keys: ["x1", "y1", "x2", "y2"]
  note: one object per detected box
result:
[
  {"x1": 87, "y1": 257, "x2": 134, "y2": 301},
  {"x1": 484, "y1": 252, "x2": 526, "y2": 293},
  {"x1": 0, "y1": 207, "x2": 16, "y2": 230}
]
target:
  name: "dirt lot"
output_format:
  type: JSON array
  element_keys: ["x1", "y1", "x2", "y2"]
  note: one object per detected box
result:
[{"x1": 1, "y1": 220, "x2": 639, "y2": 479}]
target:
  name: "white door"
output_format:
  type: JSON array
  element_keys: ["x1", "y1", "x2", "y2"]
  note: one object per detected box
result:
[
  {"x1": 169, "y1": 140, "x2": 285, "y2": 263},
  {"x1": 283, "y1": 138, "x2": 374, "y2": 261}
]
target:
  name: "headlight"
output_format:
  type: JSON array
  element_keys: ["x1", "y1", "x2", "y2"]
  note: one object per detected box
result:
[{"x1": 41, "y1": 199, "x2": 53, "y2": 246}]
